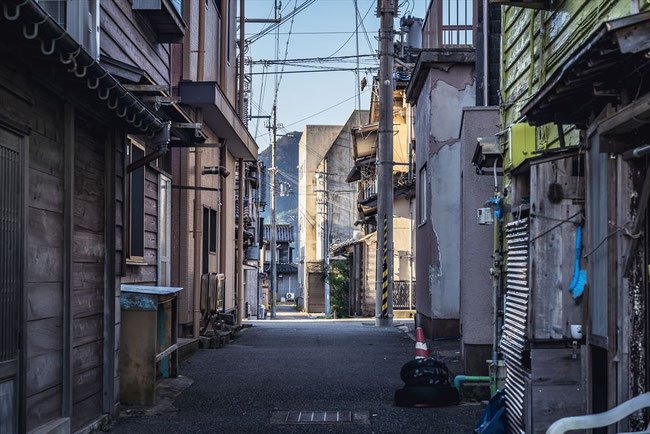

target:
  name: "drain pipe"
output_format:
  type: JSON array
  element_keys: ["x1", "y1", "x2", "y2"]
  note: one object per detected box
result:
[
  {"x1": 236, "y1": 158, "x2": 245, "y2": 324},
  {"x1": 454, "y1": 375, "x2": 490, "y2": 399},
  {"x1": 193, "y1": 0, "x2": 207, "y2": 339},
  {"x1": 482, "y1": 0, "x2": 488, "y2": 105},
  {"x1": 126, "y1": 122, "x2": 171, "y2": 173}
]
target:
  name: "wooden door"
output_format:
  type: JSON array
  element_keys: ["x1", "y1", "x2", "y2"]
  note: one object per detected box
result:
[
  {"x1": 71, "y1": 121, "x2": 105, "y2": 431},
  {"x1": 0, "y1": 128, "x2": 23, "y2": 434}
]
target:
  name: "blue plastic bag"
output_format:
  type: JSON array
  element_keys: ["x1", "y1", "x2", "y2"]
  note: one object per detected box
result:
[{"x1": 474, "y1": 390, "x2": 507, "y2": 434}]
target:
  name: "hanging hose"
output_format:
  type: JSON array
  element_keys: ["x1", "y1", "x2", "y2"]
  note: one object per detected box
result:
[{"x1": 568, "y1": 225, "x2": 587, "y2": 299}]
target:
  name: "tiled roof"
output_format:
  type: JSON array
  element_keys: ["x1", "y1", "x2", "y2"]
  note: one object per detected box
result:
[
  {"x1": 263, "y1": 223, "x2": 294, "y2": 242},
  {"x1": 263, "y1": 263, "x2": 298, "y2": 274}
]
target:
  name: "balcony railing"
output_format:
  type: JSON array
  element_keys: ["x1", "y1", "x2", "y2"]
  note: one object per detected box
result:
[
  {"x1": 423, "y1": 0, "x2": 477, "y2": 49},
  {"x1": 393, "y1": 281, "x2": 415, "y2": 310},
  {"x1": 359, "y1": 178, "x2": 377, "y2": 202}
]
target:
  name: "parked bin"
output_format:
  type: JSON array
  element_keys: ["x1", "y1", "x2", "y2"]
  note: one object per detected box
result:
[{"x1": 119, "y1": 285, "x2": 183, "y2": 406}]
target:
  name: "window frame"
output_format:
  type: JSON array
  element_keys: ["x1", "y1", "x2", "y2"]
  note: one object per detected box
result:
[
  {"x1": 418, "y1": 164, "x2": 428, "y2": 226},
  {"x1": 127, "y1": 138, "x2": 146, "y2": 263},
  {"x1": 157, "y1": 174, "x2": 172, "y2": 285}
]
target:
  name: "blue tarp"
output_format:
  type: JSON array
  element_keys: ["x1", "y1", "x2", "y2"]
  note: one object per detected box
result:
[{"x1": 474, "y1": 390, "x2": 507, "y2": 434}]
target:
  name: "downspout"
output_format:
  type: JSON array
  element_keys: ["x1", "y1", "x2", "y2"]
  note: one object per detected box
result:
[
  {"x1": 193, "y1": 1, "x2": 206, "y2": 339},
  {"x1": 237, "y1": 159, "x2": 245, "y2": 324},
  {"x1": 239, "y1": 0, "x2": 245, "y2": 117},
  {"x1": 220, "y1": 0, "x2": 228, "y2": 87},
  {"x1": 482, "y1": 0, "x2": 488, "y2": 105},
  {"x1": 219, "y1": 144, "x2": 227, "y2": 311},
  {"x1": 126, "y1": 122, "x2": 171, "y2": 174}
]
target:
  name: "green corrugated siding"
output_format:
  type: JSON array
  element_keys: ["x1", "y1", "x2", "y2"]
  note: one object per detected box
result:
[{"x1": 500, "y1": 0, "x2": 643, "y2": 157}]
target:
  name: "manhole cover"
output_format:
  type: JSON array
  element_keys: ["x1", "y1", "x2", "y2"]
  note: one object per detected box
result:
[{"x1": 270, "y1": 410, "x2": 370, "y2": 425}]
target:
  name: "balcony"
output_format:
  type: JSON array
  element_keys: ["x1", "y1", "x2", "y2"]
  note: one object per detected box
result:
[
  {"x1": 423, "y1": 0, "x2": 477, "y2": 50},
  {"x1": 133, "y1": 0, "x2": 186, "y2": 43}
]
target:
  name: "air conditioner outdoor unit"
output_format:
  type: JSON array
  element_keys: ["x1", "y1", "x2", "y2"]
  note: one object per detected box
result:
[{"x1": 286, "y1": 292, "x2": 295, "y2": 301}]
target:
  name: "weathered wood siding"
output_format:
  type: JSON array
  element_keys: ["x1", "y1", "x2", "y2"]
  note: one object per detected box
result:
[
  {"x1": 500, "y1": 0, "x2": 645, "y2": 151},
  {"x1": 24, "y1": 81, "x2": 65, "y2": 432},
  {"x1": 100, "y1": 0, "x2": 171, "y2": 86},
  {"x1": 72, "y1": 119, "x2": 106, "y2": 431}
]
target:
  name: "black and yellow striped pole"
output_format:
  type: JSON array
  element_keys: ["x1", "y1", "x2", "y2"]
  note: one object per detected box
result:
[
  {"x1": 375, "y1": 0, "x2": 395, "y2": 327},
  {"x1": 381, "y1": 215, "x2": 389, "y2": 318}
]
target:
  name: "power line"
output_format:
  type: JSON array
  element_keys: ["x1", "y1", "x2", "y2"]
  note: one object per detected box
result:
[
  {"x1": 252, "y1": 54, "x2": 377, "y2": 65},
  {"x1": 322, "y1": 0, "x2": 375, "y2": 59},
  {"x1": 252, "y1": 67, "x2": 378, "y2": 75},
  {"x1": 247, "y1": 0, "x2": 316, "y2": 44},
  {"x1": 284, "y1": 89, "x2": 370, "y2": 127},
  {"x1": 273, "y1": 0, "x2": 299, "y2": 107}
]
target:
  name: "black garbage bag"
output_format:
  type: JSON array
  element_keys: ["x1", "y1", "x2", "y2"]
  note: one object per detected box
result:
[{"x1": 474, "y1": 389, "x2": 506, "y2": 434}]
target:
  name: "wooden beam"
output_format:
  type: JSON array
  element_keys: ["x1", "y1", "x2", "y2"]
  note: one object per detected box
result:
[
  {"x1": 103, "y1": 130, "x2": 117, "y2": 415},
  {"x1": 122, "y1": 84, "x2": 170, "y2": 93},
  {"x1": 62, "y1": 104, "x2": 74, "y2": 417},
  {"x1": 155, "y1": 343, "x2": 178, "y2": 363},
  {"x1": 622, "y1": 166, "x2": 650, "y2": 277}
]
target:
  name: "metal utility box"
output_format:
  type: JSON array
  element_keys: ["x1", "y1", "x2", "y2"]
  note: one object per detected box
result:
[
  {"x1": 506, "y1": 123, "x2": 536, "y2": 169},
  {"x1": 120, "y1": 285, "x2": 183, "y2": 406}
]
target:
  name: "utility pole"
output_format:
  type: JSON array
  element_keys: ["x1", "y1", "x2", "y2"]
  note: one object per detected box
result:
[
  {"x1": 354, "y1": 0, "x2": 361, "y2": 114},
  {"x1": 376, "y1": 0, "x2": 395, "y2": 327},
  {"x1": 270, "y1": 105, "x2": 278, "y2": 319}
]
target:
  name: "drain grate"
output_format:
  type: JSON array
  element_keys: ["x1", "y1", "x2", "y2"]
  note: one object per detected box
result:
[{"x1": 270, "y1": 410, "x2": 370, "y2": 425}]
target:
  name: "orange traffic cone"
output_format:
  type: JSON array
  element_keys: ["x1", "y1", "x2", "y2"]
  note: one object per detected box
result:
[{"x1": 415, "y1": 327, "x2": 431, "y2": 359}]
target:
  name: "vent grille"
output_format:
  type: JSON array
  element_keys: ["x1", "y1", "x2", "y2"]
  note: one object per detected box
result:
[
  {"x1": 500, "y1": 218, "x2": 529, "y2": 434},
  {"x1": 0, "y1": 141, "x2": 21, "y2": 363}
]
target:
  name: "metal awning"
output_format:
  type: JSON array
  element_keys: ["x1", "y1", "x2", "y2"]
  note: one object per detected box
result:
[
  {"x1": 521, "y1": 11, "x2": 650, "y2": 128},
  {"x1": 346, "y1": 156, "x2": 374, "y2": 183},
  {"x1": 132, "y1": 0, "x2": 186, "y2": 43},
  {"x1": 352, "y1": 123, "x2": 378, "y2": 159},
  {"x1": 178, "y1": 81, "x2": 258, "y2": 161}
]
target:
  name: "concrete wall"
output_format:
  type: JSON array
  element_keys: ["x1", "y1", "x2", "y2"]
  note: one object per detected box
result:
[
  {"x1": 459, "y1": 107, "x2": 499, "y2": 374},
  {"x1": 298, "y1": 125, "x2": 342, "y2": 309},
  {"x1": 315, "y1": 111, "x2": 367, "y2": 255},
  {"x1": 414, "y1": 63, "x2": 476, "y2": 337}
]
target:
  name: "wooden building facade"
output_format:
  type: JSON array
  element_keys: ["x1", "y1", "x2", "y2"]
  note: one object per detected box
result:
[
  {"x1": 485, "y1": 1, "x2": 650, "y2": 432},
  {"x1": 0, "y1": 0, "x2": 257, "y2": 432}
]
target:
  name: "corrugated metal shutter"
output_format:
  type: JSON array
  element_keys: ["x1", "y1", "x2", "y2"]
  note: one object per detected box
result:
[{"x1": 500, "y1": 218, "x2": 529, "y2": 434}]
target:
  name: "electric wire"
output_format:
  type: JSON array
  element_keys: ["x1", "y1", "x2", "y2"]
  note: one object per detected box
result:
[
  {"x1": 284, "y1": 89, "x2": 370, "y2": 127},
  {"x1": 322, "y1": 1, "x2": 375, "y2": 59}
]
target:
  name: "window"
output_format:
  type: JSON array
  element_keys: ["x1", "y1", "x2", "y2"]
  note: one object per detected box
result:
[
  {"x1": 202, "y1": 207, "x2": 218, "y2": 274},
  {"x1": 202, "y1": 207, "x2": 209, "y2": 274},
  {"x1": 128, "y1": 139, "x2": 146, "y2": 262},
  {"x1": 158, "y1": 175, "x2": 172, "y2": 285},
  {"x1": 418, "y1": 164, "x2": 427, "y2": 225},
  {"x1": 210, "y1": 209, "x2": 217, "y2": 252},
  {"x1": 37, "y1": 0, "x2": 100, "y2": 59},
  {"x1": 442, "y1": 0, "x2": 474, "y2": 46}
]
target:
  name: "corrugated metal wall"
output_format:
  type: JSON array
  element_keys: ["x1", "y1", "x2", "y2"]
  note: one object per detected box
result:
[{"x1": 500, "y1": 218, "x2": 529, "y2": 434}]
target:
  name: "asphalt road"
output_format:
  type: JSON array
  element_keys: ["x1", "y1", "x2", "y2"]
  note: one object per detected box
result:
[{"x1": 111, "y1": 319, "x2": 483, "y2": 433}]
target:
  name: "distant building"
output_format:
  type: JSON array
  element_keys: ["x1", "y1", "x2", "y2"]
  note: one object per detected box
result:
[
  {"x1": 298, "y1": 111, "x2": 366, "y2": 314},
  {"x1": 334, "y1": 79, "x2": 416, "y2": 318},
  {"x1": 261, "y1": 223, "x2": 298, "y2": 309}
]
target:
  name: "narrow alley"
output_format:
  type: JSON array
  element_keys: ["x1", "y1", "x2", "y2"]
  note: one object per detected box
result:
[{"x1": 112, "y1": 318, "x2": 482, "y2": 433}]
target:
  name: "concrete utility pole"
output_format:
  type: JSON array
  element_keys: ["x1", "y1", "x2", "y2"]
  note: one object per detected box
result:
[
  {"x1": 270, "y1": 105, "x2": 278, "y2": 319},
  {"x1": 376, "y1": 0, "x2": 395, "y2": 327}
]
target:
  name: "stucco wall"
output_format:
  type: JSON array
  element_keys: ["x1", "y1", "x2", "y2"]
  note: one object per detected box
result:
[
  {"x1": 414, "y1": 63, "x2": 476, "y2": 335},
  {"x1": 459, "y1": 107, "x2": 499, "y2": 346}
]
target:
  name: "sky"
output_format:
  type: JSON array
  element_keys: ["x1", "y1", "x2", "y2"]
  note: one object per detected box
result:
[{"x1": 244, "y1": 0, "x2": 431, "y2": 151}]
